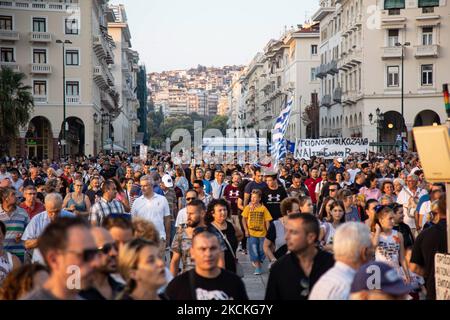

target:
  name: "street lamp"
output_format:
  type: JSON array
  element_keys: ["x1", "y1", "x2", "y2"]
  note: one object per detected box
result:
[
  {"x1": 56, "y1": 39, "x2": 72, "y2": 159},
  {"x1": 369, "y1": 108, "x2": 384, "y2": 153},
  {"x1": 395, "y1": 41, "x2": 410, "y2": 153}
]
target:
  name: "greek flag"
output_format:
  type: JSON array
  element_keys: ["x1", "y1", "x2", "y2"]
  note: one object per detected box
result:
[{"x1": 270, "y1": 98, "x2": 293, "y2": 169}]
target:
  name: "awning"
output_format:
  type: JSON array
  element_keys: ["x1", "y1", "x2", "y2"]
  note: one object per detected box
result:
[{"x1": 103, "y1": 144, "x2": 126, "y2": 152}]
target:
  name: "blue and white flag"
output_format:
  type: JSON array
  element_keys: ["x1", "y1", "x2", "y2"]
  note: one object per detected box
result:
[{"x1": 270, "y1": 97, "x2": 293, "y2": 170}]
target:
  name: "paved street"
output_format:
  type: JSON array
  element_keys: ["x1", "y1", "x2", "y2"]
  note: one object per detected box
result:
[{"x1": 237, "y1": 251, "x2": 269, "y2": 300}]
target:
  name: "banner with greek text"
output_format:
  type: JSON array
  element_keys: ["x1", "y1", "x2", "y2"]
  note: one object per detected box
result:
[{"x1": 294, "y1": 138, "x2": 369, "y2": 160}]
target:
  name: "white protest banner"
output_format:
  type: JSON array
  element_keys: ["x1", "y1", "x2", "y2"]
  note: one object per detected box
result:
[
  {"x1": 435, "y1": 253, "x2": 450, "y2": 300},
  {"x1": 294, "y1": 138, "x2": 369, "y2": 160},
  {"x1": 139, "y1": 144, "x2": 148, "y2": 162}
]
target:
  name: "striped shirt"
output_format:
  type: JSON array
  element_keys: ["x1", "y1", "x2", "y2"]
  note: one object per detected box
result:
[
  {"x1": 90, "y1": 198, "x2": 125, "y2": 226},
  {"x1": 308, "y1": 261, "x2": 357, "y2": 300},
  {"x1": 0, "y1": 207, "x2": 29, "y2": 262}
]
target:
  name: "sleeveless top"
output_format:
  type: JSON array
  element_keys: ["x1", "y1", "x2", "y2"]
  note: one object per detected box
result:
[
  {"x1": 321, "y1": 222, "x2": 337, "y2": 246},
  {"x1": 0, "y1": 252, "x2": 14, "y2": 285},
  {"x1": 67, "y1": 193, "x2": 87, "y2": 212},
  {"x1": 375, "y1": 230, "x2": 401, "y2": 269}
]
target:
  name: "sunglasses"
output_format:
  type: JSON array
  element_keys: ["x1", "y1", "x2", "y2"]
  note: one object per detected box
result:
[
  {"x1": 186, "y1": 197, "x2": 196, "y2": 201},
  {"x1": 98, "y1": 242, "x2": 118, "y2": 255},
  {"x1": 329, "y1": 189, "x2": 337, "y2": 192},
  {"x1": 66, "y1": 248, "x2": 99, "y2": 262}
]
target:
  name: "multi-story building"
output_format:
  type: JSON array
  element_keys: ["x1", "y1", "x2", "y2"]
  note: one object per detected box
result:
[
  {"x1": 168, "y1": 87, "x2": 187, "y2": 115},
  {"x1": 0, "y1": 0, "x2": 137, "y2": 159},
  {"x1": 108, "y1": 4, "x2": 139, "y2": 153},
  {"x1": 207, "y1": 92, "x2": 219, "y2": 116},
  {"x1": 313, "y1": 0, "x2": 448, "y2": 149},
  {"x1": 217, "y1": 93, "x2": 229, "y2": 116},
  {"x1": 232, "y1": 24, "x2": 320, "y2": 142}
]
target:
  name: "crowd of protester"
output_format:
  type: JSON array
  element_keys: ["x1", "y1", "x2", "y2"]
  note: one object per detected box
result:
[{"x1": 0, "y1": 150, "x2": 446, "y2": 300}]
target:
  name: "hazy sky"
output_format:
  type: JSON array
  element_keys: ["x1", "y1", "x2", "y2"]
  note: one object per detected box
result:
[{"x1": 110, "y1": 0, "x2": 318, "y2": 72}]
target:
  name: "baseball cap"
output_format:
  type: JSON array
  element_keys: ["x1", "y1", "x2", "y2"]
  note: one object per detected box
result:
[
  {"x1": 162, "y1": 174, "x2": 174, "y2": 188},
  {"x1": 350, "y1": 261, "x2": 415, "y2": 296}
]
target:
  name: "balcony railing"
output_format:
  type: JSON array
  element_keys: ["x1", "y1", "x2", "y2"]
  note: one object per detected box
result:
[
  {"x1": 0, "y1": 61, "x2": 19, "y2": 71},
  {"x1": 333, "y1": 87, "x2": 342, "y2": 103},
  {"x1": 31, "y1": 63, "x2": 52, "y2": 74},
  {"x1": 93, "y1": 35, "x2": 115, "y2": 64},
  {"x1": 29, "y1": 32, "x2": 52, "y2": 42},
  {"x1": 101, "y1": 91, "x2": 116, "y2": 110},
  {"x1": 66, "y1": 96, "x2": 80, "y2": 104},
  {"x1": 0, "y1": 1, "x2": 79, "y2": 11},
  {"x1": 321, "y1": 94, "x2": 331, "y2": 107},
  {"x1": 382, "y1": 46, "x2": 402, "y2": 59},
  {"x1": 0, "y1": 29, "x2": 19, "y2": 41},
  {"x1": 414, "y1": 44, "x2": 439, "y2": 58},
  {"x1": 33, "y1": 95, "x2": 47, "y2": 104}
]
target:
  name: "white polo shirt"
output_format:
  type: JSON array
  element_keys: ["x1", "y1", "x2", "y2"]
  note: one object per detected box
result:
[{"x1": 131, "y1": 193, "x2": 170, "y2": 240}]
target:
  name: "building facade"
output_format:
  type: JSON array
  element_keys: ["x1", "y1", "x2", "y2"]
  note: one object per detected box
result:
[
  {"x1": 313, "y1": 0, "x2": 448, "y2": 150},
  {"x1": 0, "y1": 0, "x2": 140, "y2": 159}
]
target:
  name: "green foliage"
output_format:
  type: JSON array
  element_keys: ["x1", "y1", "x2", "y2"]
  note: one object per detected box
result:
[{"x1": 0, "y1": 68, "x2": 34, "y2": 153}]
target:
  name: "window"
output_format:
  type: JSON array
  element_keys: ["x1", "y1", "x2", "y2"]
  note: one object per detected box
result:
[
  {"x1": 0, "y1": 15, "x2": 13, "y2": 30},
  {"x1": 418, "y1": 0, "x2": 439, "y2": 8},
  {"x1": 33, "y1": 49, "x2": 47, "y2": 64},
  {"x1": 0, "y1": 47, "x2": 14, "y2": 62},
  {"x1": 421, "y1": 65, "x2": 433, "y2": 86},
  {"x1": 65, "y1": 18, "x2": 79, "y2": 35},
  {"x1": 32, "y1": 18, "x2": 46, "y2": 32},
  {"x1": 311, "y1": 68, "x2": 317, "y2": 81},
  {"x1": 384, "y1": 0, "x2": 405, "y2": 9},
  {"x1": 66, "y1": 50, "x2": 79, "y2": 65},
  {"x1": 388, "y1": 29, "x2": 399, "y2": 47},
  {"x1": 422, "y1": 27, "x2": 433, "y2": 45},
  {"x1": 33, "y1": 81, "x2": 47, "y2": 96},
  {"x1": 66, "y1": 81, "x2": 79, "y2": 96},
  {"x1": 311, "y1": 45, "x2": 318, "y2": 55},
  {"x1": 387, "y1": 66, "x2": 399, "y2": 87}
]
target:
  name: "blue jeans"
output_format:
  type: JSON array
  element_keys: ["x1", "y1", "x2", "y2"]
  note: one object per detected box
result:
[{"x1": 248, "y1": 237, "x2": 265, "y2": 263}]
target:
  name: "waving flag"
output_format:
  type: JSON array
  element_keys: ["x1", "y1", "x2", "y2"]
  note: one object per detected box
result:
[{"x1": 270, "y1": 97, "x2": 293, "y2": 170}]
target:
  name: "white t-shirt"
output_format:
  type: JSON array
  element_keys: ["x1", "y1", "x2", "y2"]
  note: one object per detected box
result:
[
  {"x1": 347, "y1": 169, "x2": 360, "y2": 184},
  {"x1": 175, "y1": 207, "x2": 187, "y2": 228},
  {"x1": 131, "y1": 194, "x2": 171, "y2": 240}
]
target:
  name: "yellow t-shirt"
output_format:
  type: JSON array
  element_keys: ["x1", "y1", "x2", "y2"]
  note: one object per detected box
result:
[{"x1": 242, "y1": 204, "x2": 272, "y2": 238}]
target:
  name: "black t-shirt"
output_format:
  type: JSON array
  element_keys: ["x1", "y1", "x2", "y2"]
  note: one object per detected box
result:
[
  {"x1": 211, "y1": 221, "x2": 238, "y2": 273},
  {"x1": 410, "y1": 219, "x2": 448, "y2": 300},
  {"x1": 166, "y1": 269, "x2": 249, "y2": 300},
  {"x1": 100, "y1": 168, "x2": 116, "y2": 180},
  {"x1": 262, "y1": 185, "x2": 287, "y2": 220},
  {"x1": 265, "y1": 250, "x2": 335, "y2": 300},
  {"x1": 393, "y1": 223, "x2": 414, "y2": 249}
]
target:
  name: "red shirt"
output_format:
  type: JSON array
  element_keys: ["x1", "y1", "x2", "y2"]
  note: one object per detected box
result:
[
  {"x1": 20, "y1": 201, "x2": 45, "y2": 219},
  {"x1": 305, "y1": 177, "x2": 322, "y2": 204},
  {"x1": 224, "y1": 184, "x2": 240, "y2": 215}
]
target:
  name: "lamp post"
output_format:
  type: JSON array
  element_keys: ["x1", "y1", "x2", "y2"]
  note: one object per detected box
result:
[
  {"x1": 369, "y1": 108, "x2": 384, "y2": 153},
  {"x1": 56, "y1": 39, "x2": 72, "y2": 159},
  {"x1": 395, "y1": 41, "x2": 410, "y2": 153}
]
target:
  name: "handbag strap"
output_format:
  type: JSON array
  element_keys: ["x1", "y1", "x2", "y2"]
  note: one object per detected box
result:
[{"x1": 211, "y1": 223, "x2": 236, "y2": 260}]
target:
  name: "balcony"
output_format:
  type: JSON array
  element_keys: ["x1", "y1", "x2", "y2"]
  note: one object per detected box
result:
[
  {"x1": 29, "y1": 32, "x2": 52, "y2": 43},
  {"x1": 321, "y1": 94, "x2": 331, "y2": 107},
  {"x1": 333, "y1": 87, "x2": 342, "y2": 103},
  {"x1": 93, "y1": 66, "x2": 114, "y2": 90},
  {"x1": 30, "y1": 63, "x2": 52, "y2": 74},
  {"x1": 93, "y1": 35, "x2": 115, "y2": 64},
  {"x1": 101, "y1": 91, "x2": 116, "y2": 110},
  {"x1": 315, "y1": 64, "x2": 327, "y2": 79},
  {"x1": 342, "y1": 91, "x2": 357, "y2": 106},
  {"x1": 0, "y1": 30, "x2": 19, "y2": 41},
  {"x1": 0, "y1": 61, "x2": 19, "y2": 71},
  {"x1": 414, "y1": 44, "x2": 439, "y2": 58},
  {"x1": 327, "y1": 60, "x2": 339, "y2": 75},
  {"x1": 382, "y1": 46, "x2": 403, "y2": 59},
  {"x1": 312, "y1": 6, "x2": 335, "y2": 22},
  {"x1": 33, "y1": 95, "x2": 47, "y2": 104},
  {"x1": 66, "y1": 96, "x2": 80, "y2": 104},
  {"x1": 261, "y1": 110, "x2": 274, "y2": 120}
]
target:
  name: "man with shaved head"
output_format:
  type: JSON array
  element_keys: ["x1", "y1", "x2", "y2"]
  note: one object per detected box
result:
[{"x1": 79, "y1": 227, "x2": 124, "y2": 300}]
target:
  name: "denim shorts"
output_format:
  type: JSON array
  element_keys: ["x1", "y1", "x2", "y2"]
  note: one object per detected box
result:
[{"x1": 247, "y1": 236, "x2": 265, "y2": 263}]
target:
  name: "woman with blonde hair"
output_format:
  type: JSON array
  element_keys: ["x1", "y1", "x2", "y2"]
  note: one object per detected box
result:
[
  {"x1": 117, "y1": 238, "x2": 167, "y2": 300},
  {"x1": 62, "y1": 179, "x2": 91, "y2": 219}
]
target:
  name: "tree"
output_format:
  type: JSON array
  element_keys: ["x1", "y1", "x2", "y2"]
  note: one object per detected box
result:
[
  {"x1": 302, "y1": 102, "x2": 320, "y2": 139},
  {"x1": 205, "y1": 115, "x2": 228, "y2": 135},
  {"x1": 0, "y1": 68, "x2": 34, "y2": 155}
]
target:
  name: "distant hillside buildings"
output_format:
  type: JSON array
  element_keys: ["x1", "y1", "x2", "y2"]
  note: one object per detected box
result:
[{"x1": 148, "y1": 65, "x2": 243, "y2": 117}]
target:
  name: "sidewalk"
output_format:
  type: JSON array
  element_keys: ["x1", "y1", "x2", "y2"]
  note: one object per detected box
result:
[{"x1": 237, "y1": 251, "x2": 269, "y2": 300}]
